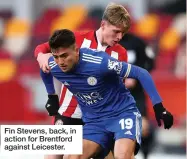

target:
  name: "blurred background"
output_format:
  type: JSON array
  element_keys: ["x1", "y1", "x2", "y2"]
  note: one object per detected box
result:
[{"x1": 0, "y1": 0, "x2": 186, "y2": 158}]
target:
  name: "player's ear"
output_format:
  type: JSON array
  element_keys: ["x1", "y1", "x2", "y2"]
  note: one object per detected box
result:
[
  {"x1": 101, "y1": 20, "x2": 105, "y2": 29},
  {"x1": 75, "y1": 47, "x2": 79, "y2": 55}
]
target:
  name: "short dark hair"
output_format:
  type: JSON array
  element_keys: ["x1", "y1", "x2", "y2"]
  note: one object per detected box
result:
[{"x1": 49, "y1": 29, "x2": 76, "y2": 50}]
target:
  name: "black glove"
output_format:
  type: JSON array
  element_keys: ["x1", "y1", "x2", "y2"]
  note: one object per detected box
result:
[
  {"x1": 153, "y1": 103, "x2": 173, "y2": 129},
  {"x1": 45, "y1": 95, "x2": 59, "y2": 116}
]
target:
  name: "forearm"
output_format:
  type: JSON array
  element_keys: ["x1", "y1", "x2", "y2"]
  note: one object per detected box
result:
[
  {"x1": 127, "y1": 65, "x2": 162, "y2": 105},
  {"x1": 40, "y1": 69, "x2": 55, "y2": 94}
]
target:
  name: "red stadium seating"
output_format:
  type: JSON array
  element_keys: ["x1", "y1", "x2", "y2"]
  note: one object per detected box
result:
[{"x1": 32, "y1": 8, "x2": 62, "y2": 37}]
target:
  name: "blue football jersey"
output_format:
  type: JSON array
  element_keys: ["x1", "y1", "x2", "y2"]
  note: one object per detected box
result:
[{"x1": 48, "y1": 48, "x2": 137, "y2": 122}]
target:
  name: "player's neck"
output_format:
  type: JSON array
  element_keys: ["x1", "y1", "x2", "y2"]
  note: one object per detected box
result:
[{"x1": 96, "y1": 28, "x2": 108, "y2": 47}]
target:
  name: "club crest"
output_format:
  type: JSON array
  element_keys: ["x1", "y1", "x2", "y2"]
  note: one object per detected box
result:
[{"x1": 87, "y1": 76, "x2": 97, "y2": 86}]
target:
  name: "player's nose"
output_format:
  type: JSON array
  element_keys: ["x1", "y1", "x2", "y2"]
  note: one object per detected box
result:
[
  {"x1": 117, "y1": 33, "x2": 123, "y2": 40},
  {"x1": 59, "y1": 58, "x2": 65, "y2": 64},
  {"x1": 58, "y1": 61, "x2": 65, "y2": 66}
]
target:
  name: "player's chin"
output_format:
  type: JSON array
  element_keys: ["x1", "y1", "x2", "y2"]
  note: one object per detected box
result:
[
  {"x1": 108, "y1": 43, "x2": 114, "y2": 47},
  {"x1": 109, "y1": 41, "x2": 117, "y2": 46},
  {"x1": 60, "y1": 67, "x2": 68, "y2": 72}
]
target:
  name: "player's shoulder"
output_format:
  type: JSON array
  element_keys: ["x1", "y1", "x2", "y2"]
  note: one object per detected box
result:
[
  {"x1": 80, "y1": 48, "x2": 106, "y2": 63},
  {"x1": 110, "y1": 44, "x2": 127, "y2": 62},
  {"x1": 80, "y1": 47, "x2": 105, "y2": 56},
  {"x1": 74, "y1": 30, "x2": 95, "y2": 38},
  {"x1": 74, "y1": 30, "x2": 95, "y2": 47}
]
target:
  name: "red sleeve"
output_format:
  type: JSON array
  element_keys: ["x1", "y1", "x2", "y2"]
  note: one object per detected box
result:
[
  {"x1": 118, "y1": 45, "x2": 128, "y2": 62},
  {"x1": 34, "y1": 42, "x2": 50, "y2": 58}
]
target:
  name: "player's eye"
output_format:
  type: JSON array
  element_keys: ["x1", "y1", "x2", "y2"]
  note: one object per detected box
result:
[
  {"x1": 53, "y1": 56, "x2": 58, "y2": 59},
  {"x1": 114, "y1": 30, "x2": 120, "y2": 34},
  {"x1": 60, "y1": 53, "x2": 68, "y2": 58}
]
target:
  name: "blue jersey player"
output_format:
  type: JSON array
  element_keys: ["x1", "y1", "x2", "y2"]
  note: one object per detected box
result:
[{"x1": 40, "y1": 29, "x2": 173, "y2": 159}]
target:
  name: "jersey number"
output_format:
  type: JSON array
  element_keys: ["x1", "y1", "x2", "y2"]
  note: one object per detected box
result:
[{"x1": 119, "y1": 118, "x2": 133, "y2": 130}]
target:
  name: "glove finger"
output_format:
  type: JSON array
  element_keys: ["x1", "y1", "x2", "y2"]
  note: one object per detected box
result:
[
  {"x1": 156, "y1": 117, "x2": 162, "y2": 127},
  {"x1": 168, "y1": 115, "x2": 174, "y2": 129},
  {"x1": 163, "y1": 114, "x2": 173, "y2": 129},
  {"x1": 165, "y1": 121, "x2": 172, "y2": 129},
  {"x1": 162, "y1": 115, "x2": 168, "y2": 129},
  {"x1": 163, "y1": 116, "x2": 169, "y2": 129}
]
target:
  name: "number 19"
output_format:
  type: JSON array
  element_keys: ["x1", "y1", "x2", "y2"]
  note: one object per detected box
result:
[{"x1": 119, "y1": 118, "x2": 133, "y2": 130}]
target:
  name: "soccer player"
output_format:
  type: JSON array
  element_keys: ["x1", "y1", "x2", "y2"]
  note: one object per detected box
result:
[
  {"x1": 35, "y1": 3, "x2": 129, "y2": 124},
  {"x1": 35, "y1": 3, "x2": 130, "y2": 159},
  {"x1": 40, "y1": 29, "x2": 174, "y2": 159}
]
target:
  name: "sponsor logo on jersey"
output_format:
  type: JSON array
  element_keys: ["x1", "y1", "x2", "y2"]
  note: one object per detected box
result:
[
  {"x1": 124, "y1": 130, "x2": 132, "y2": 135},
  {"x1": 74, "y1": 92, "x2": 103, "y2": 105}
]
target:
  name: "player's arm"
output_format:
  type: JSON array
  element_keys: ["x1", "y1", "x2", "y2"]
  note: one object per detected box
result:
[
  {"x1": 40, "y1": 70, "x2": 59, "y2": 116},
  {"x1": 34, "y1": 42, "x2": 50, "y2": 57},
  {"x1": 122, "y1": 64, "x2": 173, "y2": 129},
  {"x1": 102, "y1": 55, "x2": 173, "y2": 129},
  {"x1": 122, "y1": 64, "x2": 162, "y2": 104},
  {"x1": 35, "y1": 42, "x2": 52, "y2": 73}
]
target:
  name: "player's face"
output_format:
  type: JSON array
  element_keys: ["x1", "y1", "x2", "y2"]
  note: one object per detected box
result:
[
  {"x1": 101, "y1": 21, "x2": 125, "y2": 46},
  {"x1": 52, "y1": 45, "x2": 79, "y2": 72}
]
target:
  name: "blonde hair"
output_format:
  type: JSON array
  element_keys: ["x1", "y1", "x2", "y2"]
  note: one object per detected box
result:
[{"x1": 102, "y1": 3, "x2": 131, "y2": 33}]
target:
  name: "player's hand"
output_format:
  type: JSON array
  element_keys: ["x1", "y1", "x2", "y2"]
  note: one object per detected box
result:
[
  {"x1": 37, "y1": 53, "x2": 52, "y2": 73},
  {"x1": 153, "y1": 103, "x2": 173, "y2": 129},
  {"x1": 45, "y1": 95, "x2": 59, "y2": 116}
]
